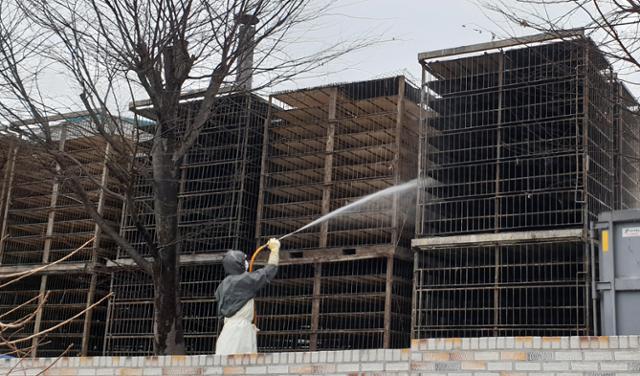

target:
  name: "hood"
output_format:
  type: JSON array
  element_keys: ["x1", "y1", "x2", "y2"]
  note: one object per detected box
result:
[{"x1": 222, "y1": 250, "x2": 246, "y2": 275}]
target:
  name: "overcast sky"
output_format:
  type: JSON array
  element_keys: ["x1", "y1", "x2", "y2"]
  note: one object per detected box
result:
[
  {"x1": 39, "y1": 0, "x2": 536, "y2": 110},
  {"x1": 37, "y1": 0, "x2": 633, "y2": 113},
  {"x1": 274, "y1": 0, "x2": 530, "y2": 91},
  {"x1": 275, "y1": 0, "x2": 640, "y2": 95}
]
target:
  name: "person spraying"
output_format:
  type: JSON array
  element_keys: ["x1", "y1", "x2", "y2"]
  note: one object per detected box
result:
[{"x1": 214, "y1": 238, "x2": 280, "y2": 355}]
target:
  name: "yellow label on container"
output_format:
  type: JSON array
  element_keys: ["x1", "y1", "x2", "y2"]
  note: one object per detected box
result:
[{"x1": 602, "y1": 230, "x2": 609, "y2": 253}]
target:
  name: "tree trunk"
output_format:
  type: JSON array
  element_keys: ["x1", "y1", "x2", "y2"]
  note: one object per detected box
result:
[
  {"x1": 151, "y1": 138, "x2": 185, "y2": 355},
  {"x1": 152, "y1": 256, "x2": 185, "y2": 355}
]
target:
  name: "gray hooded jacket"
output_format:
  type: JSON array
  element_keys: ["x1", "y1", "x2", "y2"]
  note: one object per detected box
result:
[{"x1": 214, "y1": 250, "x2": 278, "y2": 318}]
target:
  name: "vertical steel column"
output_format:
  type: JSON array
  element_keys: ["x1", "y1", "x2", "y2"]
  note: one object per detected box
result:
[
  {"x1": 104, "y1": 150, "x2": 134, "y2": 353},
  {"x1": 309, "y1": 262, "x2": 322, "y2": 350},
  {"x1": 82, "y1": 142, "x2": 111, "y2": 355},
  {"x1": 255, "y1": 97, "x2": 273, "y2": 247},
  {"x1": 227, "y1": 101, "x2": 241, "y2": 246},
  {"x1": 416, "y1": 65, "x2": 426, "y2": 240},
  {"x1": 582, "y1": 45, "x2": 590, "y2": 226},
  {"x1": 392, "y1": 77, "x2": 406, "y2": 245},
  {"x1": 102, "y1": 268, "x2": 117, "y2": 355},
  {"x1": 32, "y1": 124, "x2": 68, "y2": 356},
  {"x1": 492, "y1": 53, "x2": 504, "y2": 337},
  {"x1": 612, "y1": 75, "x2": 621, "y2": 209},
  {"x1": 493, "y1": 245, "x2": 500, "y2": 336},
  {"x1": 234, "y1": 95, "x2": 252, "y2": 248},
  {"x1": 0, "y1": 144, "x2": 18, "y2": 264},
  {"x1": 320, "y1": 89, "x2": 337, "y2": 248},
  {"x1": 495, "y1": 52, "x2": 504, "y2": 232},
  {"x1": 383, "y1": 255, "x2": 394, "y2": 348},
  {"x1": 412, "y1": 66, "x2": 428, "y2": 341}
]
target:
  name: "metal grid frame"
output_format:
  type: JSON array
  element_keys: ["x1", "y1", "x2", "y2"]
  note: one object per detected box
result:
[
  {"x1": 413, "y1": 236, "x2": 591, "y2": 338},
  {"x1": 613, "y1": 81, "x2": 640, "y2": 210},
  {"x1": 119, "y1": 93, "x2": 268, "y2": 259},
  {"x1": 257, "y1": 76, "x2": 420, "y2": 250},
  {"x1": 0, "y1": 118, "x2": 120, "y2": 357},
  {"x1": 253, "y1": 76, "x2": 419, "y2": 351},
  {"x1": 417, "y1": 36, "x2": 615, "y2": 237},
  {"x1": 256, "y1": 249, "x2": 413, "y2": 352},
  {"x1": 104, "y1": 93, "x2": 268, "y2": 355},
  {"x1": 413, "y1": 33, "x2": 639, "y2": 340},
  {"x1": 104, "y1": 260, "x2": 224, "y2": 355}
]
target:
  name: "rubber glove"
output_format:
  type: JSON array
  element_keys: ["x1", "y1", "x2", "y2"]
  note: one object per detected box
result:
[{"x1": 267, "y1": 238, "x2": 280, "y2": 266}]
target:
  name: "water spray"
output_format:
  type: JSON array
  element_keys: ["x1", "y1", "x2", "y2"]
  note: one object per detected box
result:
[{"x1": 249, "y1": 179, "x2": 418, "y2": 272}]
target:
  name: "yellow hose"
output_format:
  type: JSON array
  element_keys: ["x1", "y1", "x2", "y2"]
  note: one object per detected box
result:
[
  {"x1": 249, "y1": 243, "x2": 268, "y2": 325},
  {"x1": 249, "y1": 244, "x2": 268, "y2": 272}
]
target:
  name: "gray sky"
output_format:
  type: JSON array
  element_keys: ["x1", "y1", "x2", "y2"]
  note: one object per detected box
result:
[
  {"x1": 38, "y1": 0, "x2": 635, "y2": 113},
  {"x1": 274, "y1": 0, "x2": 529, "y2": 91},
  {"x1": 275, "y1": 0, "x2": 640, "y2": 94},
  {"x1": 39, "y1": 0, "x2": 533, "y2": 112}
]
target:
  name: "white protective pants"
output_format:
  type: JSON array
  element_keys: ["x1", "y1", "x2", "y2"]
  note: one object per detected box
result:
[{"x1": 215, "y1": 299, "x2": 257, "y2": 355}]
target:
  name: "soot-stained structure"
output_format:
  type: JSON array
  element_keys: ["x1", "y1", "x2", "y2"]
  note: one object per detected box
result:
[
  {"x1": 255, "y1": 76, "x2": 420, "y2": 351},
  {"x1": 413, "y1": 32, "x2": 640, "y2": 338}
]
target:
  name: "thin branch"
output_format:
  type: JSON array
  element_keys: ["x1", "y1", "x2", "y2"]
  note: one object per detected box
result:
[
  {"x1": 0, "y1": 295, "x2": 41, "y2": 320},
  {"x1": 34, "y1": 344, "x2": 73, "y2": 376},
  {"x1": 3, "y1": 293, "x2": 112, "y2": 346},
  {"x1": 0, "y1": 238, "x2": 95, "y2": 289}
]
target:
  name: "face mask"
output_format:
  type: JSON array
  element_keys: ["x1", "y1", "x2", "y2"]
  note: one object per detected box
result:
[{"x1": 244, "y1": 260, "x2": 249, "y2": 271}]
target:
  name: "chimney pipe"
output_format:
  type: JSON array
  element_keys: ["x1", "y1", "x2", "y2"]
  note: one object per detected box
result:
[{"x1": 236, "y1": 14, "x2": 259, "y2": 91}]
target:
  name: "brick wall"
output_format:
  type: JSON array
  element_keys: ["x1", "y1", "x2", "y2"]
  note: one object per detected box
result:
[{"x1": 2, "y1": 336, "x2": 639, "y2": 375}]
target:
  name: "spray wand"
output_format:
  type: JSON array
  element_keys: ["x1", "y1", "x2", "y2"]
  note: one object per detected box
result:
[
  {"x1": 248, "y1": 234, "x2": 289, "y2": 272},
  {"x1": 248, "y1": 179, "x2": 418, "y2": 272},
  {"x1": 248, "y1": 179, "x2": 418, "y2": 328}
]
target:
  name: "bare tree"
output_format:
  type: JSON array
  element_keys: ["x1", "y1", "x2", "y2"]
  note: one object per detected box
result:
[
  {"x1": 0, "y1": 238, "x2": 111, "y2": 374},
  {"x1": 485, "y1": 1, "x2": 640, "y2": 86},
  {"x1": 484, "y1": 0, "x2": 640, "y2": 204},
  {"x1": 0, "y1": 0, "x2": 369, "y2": 354}
]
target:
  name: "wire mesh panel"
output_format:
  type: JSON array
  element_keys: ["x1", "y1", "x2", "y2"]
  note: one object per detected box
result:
[
  {"x1": 105, "y1": 263, "x2": 224, "y2": 356},
  {"x1": 36, "y1": 273, "x2": 110, "y2": 357},
  {"x1": 0, "y1": 137, "x2": 16, "y2": 237},
  {"x1": 0, "y1": 136, "x2": 118, "y2": 266},
  {"x1": 256, "y1": 256, "x2": 412, "y2": 352},
  {"x1": 413, "y1": 240, "x2": 590, "y2": 338},
  {"x1": 1, "y1": 148, "x2": 58, "y2": 265},
  {"x1": 255, "y1": 263, "x2": 315, "y2": 352},
  {"x1": 119, "y1": 93, "x2": 268, "y2": 258},
  {"x1": 613, "y1": 82, "x2": 640, "y2": 209},
  {"x1": 0, "y1": 275, "x2": 41, "y2": 354},
  {"x1": 0, "y1": 118, "x2": 123, "y2": 357},
  {"x1": 0, "y1": 272, "x2": 110, "y2": 357},
  {"x1": 104, "y1": 268, "x2": 154, "y2": 355},
  {"x1": 106, "y1": 93, "x2": 268, "y2": 355},
  {"x1": 258, "y1": 76, "x2": 419, "y2": 250},
  {"x1": 417, "y1": 39, "x2": 616, "y2": 237},
  {"x1": 180, "y1": 95, "x2": 266, "y2": 254}
]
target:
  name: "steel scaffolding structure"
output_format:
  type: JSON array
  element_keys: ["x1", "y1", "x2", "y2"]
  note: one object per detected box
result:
[
  {"x1": 105, "y1": 258, "x2": 225, "y2": 355},
  {"x1": 255, "y1": 76, "x2": 419, "y2": 351},
  {"x1": 0, "y1": 114, "x2": 121, "y2": 357},
  {"x1": 121, "y1": 94, "x2": 268, "y2": 258},
  {"x1": 255, "y1": 249, "x2": 413, "y2": 352},
  {"x1": 105, "y1": 77, "x2": 419, "y2": 355},
  {"x1": 413, "y1": 33, "x2": 639, "y2": 339},
  {"x1": 103, "y1": 93, "x2": 269, "y2": 355},
  {"x1": 257, "y1": 76, "x2": 420, "y2": 249},
  {"x1": 413, "y1": 230, "x2": 590, "y2": 338},
  {"x1": 613, "y1": 82, "x2": 640, "y2": 210},
  {"x1": 417, "y1": 34, "x2": 615, "y2": 236}
]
